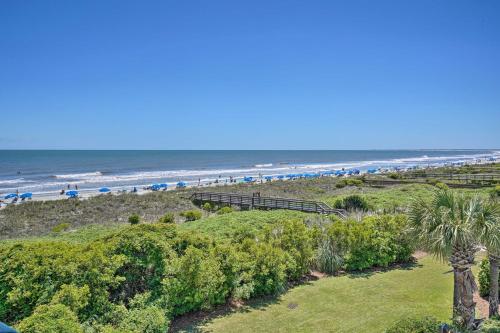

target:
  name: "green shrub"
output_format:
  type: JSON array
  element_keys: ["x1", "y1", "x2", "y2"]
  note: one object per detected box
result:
[
  {"x1": 0, "y1": 241, "x2": 124, "y2": 323},
  {"x1": 478, "y1": 258, "x2": 500, "y2": 297},
  {"x1": 52, "y1": 222, "x2": 70, "y2": 233},
  {"x1": 491, "y1": 185, "x2": 500, "y2": 198},
  {"x1": 334, "y1": 195, "x2": 370, "y2": 212},
  {"x1": 202, "y1": 202, "x2": 215, "y2": 212},
  {"x1": 50, "y1": 284, "x2": 90, "y2": 314},
  {"x1": 180, "y1": 210, "x2": 202, "y2": 221},
  {"x1": 163, "y1": 245, "x2": 227, "y2": 315},
  {"x1": 217, "y1": 206, "x2": 233, "y2": 215},
  {"x1": 385, "y1": 316, "x2": 441, "y2": 333},
  {"x1": 17, "y1": 304, "x2": 83, "y2": 333},
  {"x1": 128, "y1": 214, "x2": 140, "y2": 225},
  {"x1": 426, "y1": 178, "x2": 439, "y2": 186},
  {"x1": 158, "y1": 212, "x2": 175, "y2": 224},
  {"x1": 388, "y1": 172, "x2": 401, "y2": 180},
  {"x1": 435, "y1": 182, "x2": 449, "y2": 190},
  {"x1": 264, "y1": 219, "x2": 314, "y2": 279}
]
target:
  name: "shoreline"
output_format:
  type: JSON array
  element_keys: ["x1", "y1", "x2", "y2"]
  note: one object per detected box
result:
[{"x1": 1, "y1": 159, "x2": 498, "y2": 207}]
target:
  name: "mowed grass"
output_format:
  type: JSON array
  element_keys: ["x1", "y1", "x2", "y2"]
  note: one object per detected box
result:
[{"x1": 179, "y1": 256, "x2": 454, "y2": 333}]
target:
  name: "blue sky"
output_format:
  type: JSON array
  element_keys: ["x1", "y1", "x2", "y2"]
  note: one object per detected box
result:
[{"x1": 1, "y1": 0, "x2": 499, "y2": 149}]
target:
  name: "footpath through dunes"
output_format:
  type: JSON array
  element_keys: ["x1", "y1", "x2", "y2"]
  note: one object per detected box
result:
[{"x1": 171, "y1": 255, "x2": 453, "y2": 333}]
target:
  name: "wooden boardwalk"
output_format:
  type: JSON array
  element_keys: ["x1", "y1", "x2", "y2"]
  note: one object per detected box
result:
[{"x1": 190, "y1": 192, "x2": 346, "y2": 217}]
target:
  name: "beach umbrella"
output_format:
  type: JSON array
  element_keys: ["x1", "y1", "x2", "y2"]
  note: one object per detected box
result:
[
  {"x1": 286, "y1": 174, "x2": 296, "y2": 179},
  {"x1": 353, "y1": 169, "x2": 360, "y2": 175},
  {"x1": 322, "y1": 171, "x2": 335, "y2": 175},
  {"x1": 4, "y1": 193, "x2": 18, "y2": 199},
  {"x1": 264, "y1": 176, "x2": 273, "y2": 181},
  {"x1": 151, "y1": 184, "x2": 161, "y2": 191},
  {"x1": 243, "y1": 176, "x2": 253, "y2": 182},
  {"x1": 367, "y1": 168, "x2": 377, "y2": 174},
  {"x1": 20, "y1": 192, "x2": 32, "y2": 199},
  {"x1": 99, "y1": 187, "x2": 111, "y2": 193},
  {"x1": 66, "y1": 190, "x2": 79, "y2": 198},
  {"x1": 159, "y1": 183, "x2": 168, "y2": 188},
  {"x1": 277, "y1": 175, "x2": 285, "y2": 179},
  {"x1": 176, "y1": 181, "x2": 187, "y2": 188}
]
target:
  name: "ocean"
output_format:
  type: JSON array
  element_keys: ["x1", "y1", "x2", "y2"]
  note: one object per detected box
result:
[{"x1": 0, "y1": 150, "x2": 498, "y2": 196}]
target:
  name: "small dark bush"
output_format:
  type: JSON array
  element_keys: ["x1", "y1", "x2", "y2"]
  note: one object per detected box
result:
[
  {"x1": 334, "y1": 195, "x2": 369, "y2": 212},
  {"x1": 385, "y1": 316, "x2": 441, "y2": 333},
  {"x1": 128, "y1": 214, "x2": 140, "y2": 225},
  {"x1": 180, "y1": 210, "x2": 202, "y2": 221},
  {"x1": 158, "y1": 212, "x2": 175, "y2": 224}
]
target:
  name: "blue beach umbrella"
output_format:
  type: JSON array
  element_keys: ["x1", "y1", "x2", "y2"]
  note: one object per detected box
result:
[
  {"x1": 159, "y1": 183, "x2": 168, "y2": 188},
  {"x1": 66, "y1": 190, "x2": 79, "y2": 198},
  {"x1": 322, "y1": 171, "x2": 335, "y2": 175},
  {"x1": 286, "y1": 174, "x2": 296, "y2": 179},
  {"x1": 277, "y1": 175, "x2": 285, "y2": 179},
  {"x1": 4, "y1": 193, "x2": 18, "y2": 199},
  {"x1": 151, "y1": 184, "x2": 161, "y2": 191},
  {"x1": 243, "y1": 176, "x2": 253, "y2": 182},
  {"x1": 353, "y1": 169, "x2": 360, "y2": 174},
  {"x1": 99, "y1": 187, "x2": 111, "y2": 193},
  {"x1": 176, "y1": 181, "x2": 187, "y2": 188},
  {"x1": 20, "y1": 192, "x2": 32, "y2": 199},
  {"x1": 367, "y1": 168, "x2": 377, "y2": 174},
  {"x1": 264, "y1": 176, "x2": 273, "y2": 181}
]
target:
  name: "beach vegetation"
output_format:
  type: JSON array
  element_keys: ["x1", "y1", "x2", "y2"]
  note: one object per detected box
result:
[
  {"x1": 180, "y1": 209, "x2": 202, "y2": 221},
  {"x1": 128, "y1": 214, "x2": 140, "y2": 225},
  {"x1": 158, "y1": 212, "x2": 175, "y2": 224},
  {"x1": 202, "y1": 202, "x2": 216, "y2": 212},
  {"x1": 51, "y1": 222, "x2": 71, "y2": 233},
  {"x1": 333, "y1": 194, "x2": 370, "y2": 212},
  {"x1": 217, "y1": 206, "x2": 233, "y2": 214}
]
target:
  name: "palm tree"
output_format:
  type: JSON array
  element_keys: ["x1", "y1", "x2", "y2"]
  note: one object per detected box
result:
[
  {"x1": 475, "y1": 201, "x2": 500, "y2": 318},
  {"x1": 409, "y1": 190, "x2": 498, "y2": 329}
]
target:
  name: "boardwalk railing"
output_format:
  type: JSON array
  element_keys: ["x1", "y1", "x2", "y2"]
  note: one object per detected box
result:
[
  {"x1": 190, "y1": 192, "x2": 346, "y2": 217},
  {"x1": 405, "y1": 173, "x2": 500, "y2": 184}
]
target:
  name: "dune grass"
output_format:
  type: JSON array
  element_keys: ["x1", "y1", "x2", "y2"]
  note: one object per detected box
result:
[
  {"x1": 179, "y1": 210, "x2": 310, "y2": 240},
  {"x1": 177, "y1": 255, "x2": 454, "y2": 333}
]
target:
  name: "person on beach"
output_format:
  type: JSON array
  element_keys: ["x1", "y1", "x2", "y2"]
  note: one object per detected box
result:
[
  {"x1": 67, "y1": 184, "x2": 70, "y2": 190},
  {"x1": 132, "y1": 187, "x2": 137, "y2": 193},
  {"x1": 60, "y1": 189, "x2": 65, "y2": 195},
  {"x1": 198, "y1": 178, "x2": 201, "y2": 186},
  {"x1": 75, "y1": 184, "x2": 78, "y2": 190}
]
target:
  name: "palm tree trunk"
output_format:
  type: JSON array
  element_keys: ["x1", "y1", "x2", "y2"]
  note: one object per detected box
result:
[
  {"x1": 451, "y1": 246, "x2": 477, "y2": 329},
  {"x1": 489, "y1": 253, "x2": 499, "y2": 318}
]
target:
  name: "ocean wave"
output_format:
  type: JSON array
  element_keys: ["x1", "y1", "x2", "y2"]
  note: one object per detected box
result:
[
  {"x1": 54, "y1": 171, "x2": 103, "y2": 179},
  {"x1": 254, "y1": 163, "x2": 273, "y2": 168},
  {"x1": 0, "y1": 178, "x2": 32, "y2": 185}
]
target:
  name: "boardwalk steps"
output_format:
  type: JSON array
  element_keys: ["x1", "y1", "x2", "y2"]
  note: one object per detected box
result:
[{"x1": 190, "y1": 192, "x2": 346, "y2": 217}]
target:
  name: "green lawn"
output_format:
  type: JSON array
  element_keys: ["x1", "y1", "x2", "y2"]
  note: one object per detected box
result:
[{"x1": 178, "y1": 256, "x2": 454, "y2": 333}]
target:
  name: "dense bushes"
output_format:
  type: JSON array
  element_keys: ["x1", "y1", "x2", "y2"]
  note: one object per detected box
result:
[
  {"x1": 478, "y1": 258, "x2": 500, "y2": 297},
  {"x1": 314, "y1": 215, "x2": 413, "y2": 272},
  {"x1": 1, "y1": 212, "x2": 414, "y2": 331},
  {"x1": 17, "y1": 304, "x2": 83, "y2": 333}
]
